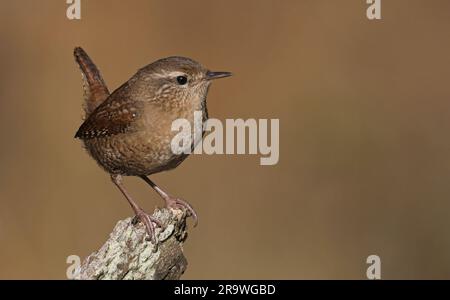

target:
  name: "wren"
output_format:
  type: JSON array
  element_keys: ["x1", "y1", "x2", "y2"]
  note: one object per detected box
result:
[{"x1": 73, "y1": 47, "x2": 231, "y2": 244}]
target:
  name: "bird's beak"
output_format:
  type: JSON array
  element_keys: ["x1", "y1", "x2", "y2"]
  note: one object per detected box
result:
[{"x1": 206, "y1": 71, "x2": 232, "y2": 80}]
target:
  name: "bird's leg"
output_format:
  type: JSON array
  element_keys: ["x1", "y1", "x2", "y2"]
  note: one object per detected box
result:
[
  {"x1": 111, "y1": 174, "x2": 162, "y2": 244},
  {"x1": 140, "y1": 176, "x2": 198, "y2": 227}
]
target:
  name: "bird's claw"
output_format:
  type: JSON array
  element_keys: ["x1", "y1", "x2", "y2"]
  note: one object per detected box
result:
[
  {"x1": 132, "y1": 211, "x2": 163, "y2": 247},
  {"x1": 165, "y1": 197, "x2": 198, "y2": 227}
]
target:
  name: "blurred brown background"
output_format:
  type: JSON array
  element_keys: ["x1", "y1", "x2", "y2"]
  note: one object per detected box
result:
[{"x1": 0, "y1": 0, "x2": 450, "y2": 279}]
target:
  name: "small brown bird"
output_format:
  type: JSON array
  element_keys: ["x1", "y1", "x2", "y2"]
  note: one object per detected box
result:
[{"x1": 73, "y1": 47, "x2": 231, "y2": 243}]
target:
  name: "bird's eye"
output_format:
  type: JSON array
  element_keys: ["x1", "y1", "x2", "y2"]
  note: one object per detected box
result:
[{"x1": 176, "y1": 76, "x2": 188, "y2": 85}]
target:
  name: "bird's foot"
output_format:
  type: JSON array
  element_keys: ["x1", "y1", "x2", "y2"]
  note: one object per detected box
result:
[
  {"x1": 132, "y1": 210, "x2": 163, "y2": 246},
  {"x1": 164, "y1": 197, "x2": 198, "y2": 227}
]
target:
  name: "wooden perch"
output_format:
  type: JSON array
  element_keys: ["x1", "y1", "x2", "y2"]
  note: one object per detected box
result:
[{"x1": 74, "y1": 208, "x2": 189, "y2": 280}]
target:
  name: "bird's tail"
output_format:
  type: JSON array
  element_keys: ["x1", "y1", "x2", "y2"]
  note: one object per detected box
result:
[{"x1": 74, "y1": 47, "x2": 110, "y2": 117}]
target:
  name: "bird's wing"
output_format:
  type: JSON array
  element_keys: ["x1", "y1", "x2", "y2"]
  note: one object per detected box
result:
[
  {"x1": 74, "y1": 47, "x2": 110, "y2": 117},
  {"x1": 74, "y1": 96, "x2": 143, "y2": 139}
]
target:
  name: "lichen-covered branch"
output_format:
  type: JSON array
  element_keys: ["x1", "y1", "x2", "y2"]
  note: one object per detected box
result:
[{"x1": 74, "y1": 208, "x2": 189, "y2": 280}]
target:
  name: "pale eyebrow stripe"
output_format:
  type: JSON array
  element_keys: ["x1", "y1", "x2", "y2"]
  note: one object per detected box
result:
[{"x1": 153, "y1": 71, "x2": 186, "y2": 78}]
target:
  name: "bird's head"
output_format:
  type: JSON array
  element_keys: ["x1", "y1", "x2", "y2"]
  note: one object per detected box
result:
[{"x1": 135, "y1": 56, "x2": 231, "y2": 110}]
